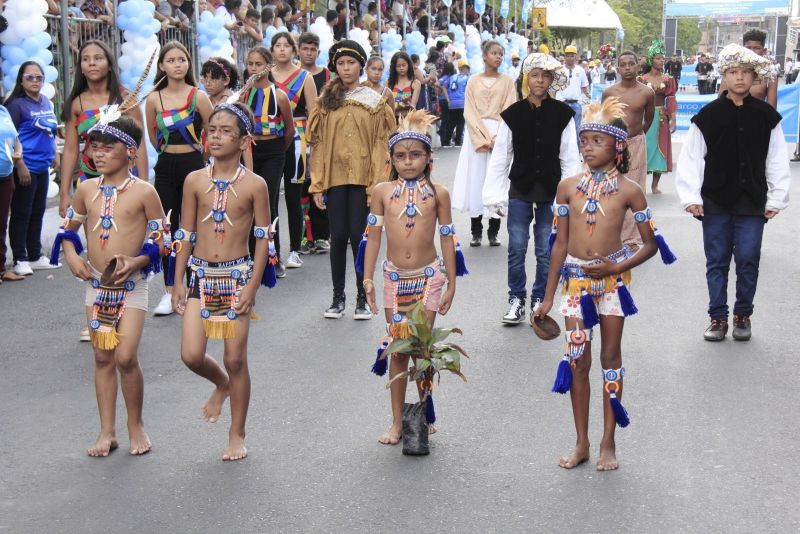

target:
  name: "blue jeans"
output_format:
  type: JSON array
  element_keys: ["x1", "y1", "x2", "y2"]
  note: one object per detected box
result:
[
  {"x1": 9, "y1": 170, "x2": 49, "y2": 263},
  {"x1": 566, "y1": 101, "x2": 582, "y2": 145},
  {"x1": 507, "y1": 199, "x2": 552, "y2": 301},
  {"x1": 702, "y1": 213, "x2": 765, "y2": 319}
]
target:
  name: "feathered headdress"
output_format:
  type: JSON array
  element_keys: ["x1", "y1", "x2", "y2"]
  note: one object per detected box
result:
[
  {"x1": 388, "y1": 109, "x2": 437, "y2": 150},
  {"x1": 88, "y1": 45, "x2": 161, "y2": 148},
  {"x1": 581, "y1": 97, "x2": 629, "y2": 166},
  {"x1": 520, "y1": 53, "x2": 569, "y2": 97},
  {"x1": 646, "y1": 39, "x2": 666, "y2": 66},
  {"x1": 717, "y1": 43, "x2": 773, "y2": 81}
]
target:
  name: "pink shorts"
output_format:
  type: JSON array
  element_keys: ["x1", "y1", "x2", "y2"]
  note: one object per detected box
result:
[{"x1": 382, "y1": 258, "x2": 447, "y2": 314}]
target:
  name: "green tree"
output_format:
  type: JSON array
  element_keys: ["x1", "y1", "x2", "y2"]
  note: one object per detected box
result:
[
  {"x1": 609, "y1": 0, "x2": 662, "y2": 53},
  {"x1": 676, "y1": 17, "x2": 702, "y2": 55}
]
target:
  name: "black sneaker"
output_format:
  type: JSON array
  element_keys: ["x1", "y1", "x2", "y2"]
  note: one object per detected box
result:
[
  {"x1": 703, "y1": 319, "x2": 728, "y2": 342},
  {"x1": 354, "y1": 292, "x2": 372, "y2": 320},
  {"x1": 324, "y1": 293, "x2": 346, "y2": 319},
  {"x1": 732, "y1": 315, "x2": 752, "y2": 341},
  {"x1": 470, "y1": 235, "x2": 481, "y2": 247},
  {"x1": 488, "y1": 234, "x2": 501, "y2": 247},
  {"x1": 502, "y1": 297, "x2": 526, "y2": 324},
  {"x1": 299, "y1": 241, "x2": 316, "y2": 255}
]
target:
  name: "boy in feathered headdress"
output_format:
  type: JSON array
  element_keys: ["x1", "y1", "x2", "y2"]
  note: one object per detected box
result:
[
  {"x1": 359, "y1": 110, "x2": 467, "y2": 446},
  {"x1": 676, "y1": 44, "x2": 789, "y2": 343},
  {"x1": 51, "y1": 110, "x2": 169, "y2": 458},
  {"x1": 534, "y1": 97, "x2": 675, "y2": 471}
]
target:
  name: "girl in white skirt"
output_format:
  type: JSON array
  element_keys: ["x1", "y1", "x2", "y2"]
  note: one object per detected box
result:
[{"x1": 452, "y1": 40, "x2": 517, "y2": 247}]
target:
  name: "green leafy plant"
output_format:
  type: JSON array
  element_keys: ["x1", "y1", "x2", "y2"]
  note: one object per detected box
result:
[{"x1": 383, "y1": 301, "x2": 468, "y2": 389}]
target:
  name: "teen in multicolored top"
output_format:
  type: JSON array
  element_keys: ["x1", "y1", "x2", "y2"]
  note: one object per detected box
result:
[
  {"x1": 61, "y1": 40, "x2": 149, "y2": 219},
  {"x1": 145, "y1": 41, "x2": 213, "y2": 316},
  {"x1": 240, "y1": 46, "x2": 295, "y2": 278},
  {"x1": 270, "y1": 32, "x2": 317, "y2": 271}
]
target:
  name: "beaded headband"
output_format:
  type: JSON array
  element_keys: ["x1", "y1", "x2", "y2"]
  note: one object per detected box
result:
[
  {"x1": 333, "y1": 47, "x2": 366, "y2": 64},
  {"x1": 214, "y1": 103, "x2": 254, "y2": 135},
  {"x1": 579, "y1": 122, "x2": 628, "y2": 141},
  {"x1": 389, "y1": 131, "x2": 432, "y2": 150},
  {"x1": 207, "y1": 58, "x2": 230, "y2": 78},
  {"x1": 89, "y1": 123, "x2": 138, "y2": 148}
]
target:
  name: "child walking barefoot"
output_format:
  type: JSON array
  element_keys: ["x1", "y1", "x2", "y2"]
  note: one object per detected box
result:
[
  {"x1": 360, "y1": 110, "x2": 465, "y2": 445},
  {"x1": 171, "y1": 103, "x2": 271, "y2": 461},
  {"x1": 534, "y1": 97, "x2": 675, "y2": 471},
  {"x1": 52, "y1": 115, "x2": 168, "y2": 457}
]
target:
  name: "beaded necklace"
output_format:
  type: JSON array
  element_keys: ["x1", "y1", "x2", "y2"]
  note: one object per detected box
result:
[
  {"x1": 390, "y1": 177, "x2": 434, "y2": 235},
  {"x1": 575, "y1": 168, "x2": 618, "y2": 235},
  {"x1": 91, "y1": 174, "x2": 136, "y2": 248},
  {"x1": 202, "y1": 162, "x2": 246, "y2": 240}
]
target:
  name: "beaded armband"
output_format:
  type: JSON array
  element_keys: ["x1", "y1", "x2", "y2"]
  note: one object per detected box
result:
[
  {"x1": 63, "y1": 206, "x2": 87, "y2": 225},
  {"x1": 439, "y1": 223, "x2": 456, "y2": 236},
  {"x1": 367, "y1": 213, "x2": 384, "y2": 227},
  {"x1": 173, "y1": 228, "x2": 197, "y2": 244},
  {"x1": 631, "y1": 206, "x2": 676, "y2": 264},
  {"x1": 253, "y1": 225, "x2": 276, "y2": 239},
  {"x1": 553, "y1": 203, "x2": 570, "y2": 217},
  {"x1": 632, "y1": 208, "x2": 651, "y2": 224}
]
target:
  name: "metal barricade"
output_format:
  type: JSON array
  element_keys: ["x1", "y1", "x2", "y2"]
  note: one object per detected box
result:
[{"x1": 234, "y1": 33, "x2": 258, "y2": 74}]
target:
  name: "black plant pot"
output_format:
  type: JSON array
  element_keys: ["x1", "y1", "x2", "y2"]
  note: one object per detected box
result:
[{"x1": 402, "y1": 402, "x2": 429, "y2": 456}]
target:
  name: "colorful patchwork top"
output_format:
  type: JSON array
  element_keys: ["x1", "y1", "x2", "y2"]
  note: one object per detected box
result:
[
  {"x1": 244, "y1": 85, "x2": 286, "y2": 137},
  {"x1": 77, "y1": 95, "x2": 124, "y2": 180},
  {"x1": 274, "y1": 68, "x2": 310, "y2": 119},
  {"x1": 155, "y1": 88, "x2": 204, "y2": 153}
]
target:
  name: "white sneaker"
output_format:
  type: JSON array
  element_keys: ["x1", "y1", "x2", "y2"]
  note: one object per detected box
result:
[
  {"x1": 13, "y1": 261, "x2": 33, "y2": 276},
  {"x1": 30, "y1": 256, "x2": 61, "y2": 270},
  {"x1": 153, "y1": 293, "x2": 174, "y2": 316},
  {"x1": 79, "y1": 326, "x2": 91, "y2": 342},
  {"x1": 531, "y1": 298, "x2": 542, "y2": 315},
  {"x1": 285, "y1": 251, "x2": 303, "y2": 268}
]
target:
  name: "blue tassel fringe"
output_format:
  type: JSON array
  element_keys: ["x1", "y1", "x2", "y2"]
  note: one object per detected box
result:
[
  {"x1": 354, "y1": 235, "x2": 367, "y2": 274},
  {"x1": 551, "y1": 358, "x2": 573, "y2": 394},
  {"x1": 371, "y1": 341, "x2": 388, "y2": 376},
  {"x1": 262, "y1": 262, "x2": 277, "y2": 288},
  {"x1": 617, "y1": 280, "x2": 638, "y2": 316},
  {"x1": 655, "y1": 232, "x2": 677, "y2": 265},
  {"x1": 139, "y1": 242, "x2": 162, "y2": 276},
  {"x1": 455, "y1": 244, "x2": 469, "y2": 276},
  {"x1": 166, "y1": 253, "x2": 176, "y2": 286},
  {"x1": 579, "y1": 290, "x2": 600, "y2": 329},
  {"x1": 609, "y1": 394, "x2": 630, "y2": 428},
  {"x1": 425, "y1": 394, "x2": 436, "y2": 425},
  {"x1": 547, "y1": 230, "x2": 556, "y2": 257},
  {"x1": 50, "y1": 229, "x2": 83, "y2": 265}
]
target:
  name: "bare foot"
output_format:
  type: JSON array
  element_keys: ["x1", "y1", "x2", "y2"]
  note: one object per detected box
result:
[
  {"x1": 128, "y1": 424, "x2": 152, "y2": 455},
  {"x1": 651, "y1": 187, "x2": 662, "y2": 195},
  {"x1": 222, "y1": 435, "x2": 248, "y2": 461},
  {"x1": 596, "y1": 443, "x2": 619, "y2": 471},
  {"x1": 202, "y1": 384, "x2": 229, "y2": 423},
  {"x1": 378, "y1": 424, "x2": 402, "y2": 445},
  {"x1": 558, "y1": 443, "x2": 590, "y2": 469},
  {"x1": 428, "y1": 424, "x2": 437, "y2": 435},
  {"x1": 87, "y1": 433, "x2": 119, "y2": 457}
]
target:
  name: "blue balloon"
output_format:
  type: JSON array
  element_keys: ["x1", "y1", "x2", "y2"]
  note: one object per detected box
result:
[
  {"x1": 34, "y1": 32, "x2": 53, "y2": 50},
  {"x1": 7, "y1": 47, "x2": 26, "y2": 65},
  {"x1": 22, "y1": 38, "x2": 41, "y2": 57},
  {"x1": 44, "y1": 65, "x2": 58, "y2": 83},
  {"x1": 3, "y1": 76, "x2": 13, "y2": 92},
  {"x1": 116, "y1": 15, "x2": 130, "y2": 30}
]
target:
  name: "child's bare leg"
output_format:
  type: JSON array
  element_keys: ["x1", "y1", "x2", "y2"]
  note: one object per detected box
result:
[
  {"x1": 222, "y1": 315, "x2": 251, "y2": 461},
  {"x1": 560, "y1": 315, "x2": 591, "y2": 469},
  {"x1": 181, "y1": 299, "x2": 229, "y2": 423},
  {"x1": 379, "y1": 309, "x2": 405, "y2": 445},
  {"x1": 86, "y1": 307, "x2": 119, "y2": 457},
  {"x1": 597, "y1": 314, "x2": 624, "y2": 471},
  {"x1": 113, "y1": 309, "x2": 151, "y2": 455},
  {"x1": 651, "y1": 172, "x2": 662, "y2": 194}
]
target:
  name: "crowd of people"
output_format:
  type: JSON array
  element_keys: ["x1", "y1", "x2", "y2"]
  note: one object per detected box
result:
[{"x1": 0, "y1": 11, "x2": 791, "y2": 470}]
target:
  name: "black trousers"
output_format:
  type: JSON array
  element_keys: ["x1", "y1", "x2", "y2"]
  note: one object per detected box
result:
[
  {"x1": 448, "y1": 108, "x2": 465, "y2": 145},
  {"x1": 251, "y1": 138, "x2": 286, "y2": 256},
  {"x1": 438, "y1": 98, "x2": 451, "y2": 146},
  {"x1": 280, "y1": 142, "x2": 304, "y2": 252},
  {"x1": 326, "y1": 184, "x2": 367, "y2": 296},
  {"x1": 154, "y1": 150, "x2": 204, "y2": 284},
  {"x1": 471, "y1": 215, "x2": 500, "y2": 238}
]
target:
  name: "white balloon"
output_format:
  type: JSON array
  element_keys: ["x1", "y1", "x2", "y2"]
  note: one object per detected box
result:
[
  {"x1": 41, "y1": 82, "x2": 56, "y2": 100},
  {"x1": 47, "y1": 175, "x2": 59, "y2": 199}
]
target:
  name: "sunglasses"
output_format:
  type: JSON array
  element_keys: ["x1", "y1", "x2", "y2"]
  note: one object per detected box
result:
[{"x1": 23, "y1": 74, "x2": 44, "y2": 82}]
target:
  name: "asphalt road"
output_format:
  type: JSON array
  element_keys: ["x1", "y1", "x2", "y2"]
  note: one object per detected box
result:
[{"x1": 1, "y1": 144, "x2": 799, "y2": 533}]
